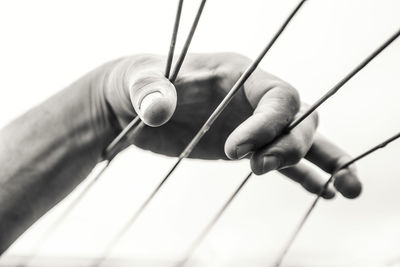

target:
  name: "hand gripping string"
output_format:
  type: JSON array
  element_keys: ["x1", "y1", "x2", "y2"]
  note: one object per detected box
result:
[
  {"x1": 19, "y1": 0, "x2": 190, "y2": 265},
  {"x1": 155, "y1": 0, "x2": 309, "y2": 221},
  {"x1": 175, "y1": 27, "x2": 400, "y2": 267},
  {"x1": 89, "y1": 1, "x2": 305, "y2": 266},
  {"x1": 164, "y1": 1, "x2": 311, "y2": 266},
  {"x1": 87, "y1": 1, "x2": 208, "y2": 266}
]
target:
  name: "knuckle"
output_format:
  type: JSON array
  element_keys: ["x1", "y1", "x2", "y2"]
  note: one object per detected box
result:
[
  {"x1": 277, "y1": 83, "x2": 301, "y2": 115},
  {"x1": 254, "y1": 112, "x2": 279, "y2": 139},
  {"x1": 219, "y1": 52, "x2": 251, "y2": 75},
  {"x1": 223, "y1": 52, "x2": 251, "y2": 64},
  {"x1": 280, "y1": 82, "x2": 298, "y2": 96}
]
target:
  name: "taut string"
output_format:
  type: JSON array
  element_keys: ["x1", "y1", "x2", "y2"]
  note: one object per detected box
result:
[
  {"x1": 176, "y1": 27, "x2": 400, "y2": 267},
  {"x1": 88, "y1": 1, "x2": 306, "y2": 265},
  {"x1": 17, "y1": 116, "x2": 142, "y2": 267},
  {"x1": 88, "y1": 3, "x2": 308, "y2": 265},
  {"x1": 87, "y1": 1, "x2": 208, "y2": 266},
  {"x1": 165, "y1": 0, "x2": 184, "y2": 79},
  {"x1": 273, "y1": 131, "x2": 400, "y2": 267},
  {"x1": 19, "y1": 0, "x2": 197, "y2": 265},
  {"x1": 133, "y1": 0, "x2": 309, "y2": 239}
]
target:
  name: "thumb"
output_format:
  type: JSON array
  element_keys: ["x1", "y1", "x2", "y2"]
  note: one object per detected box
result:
[{"x1": 129, "y1": 70, "x2": 177, "y2": 127}]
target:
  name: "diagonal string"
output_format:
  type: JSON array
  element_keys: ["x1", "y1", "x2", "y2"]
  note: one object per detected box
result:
[
  {"x1": 272, "y1": 27, "x2": 400, "y2": 267},
  {"x1": 174, "y1": 172, "x2": 253, "y2": 267},
  {"x1": 17, "y1": 116, "x2": 142, "y2": 267},
  {"x1": 88, "y1": 1, "x2": 303, "y2": 265},
  {"x1": 173, "y1": 0, "x2": 308, "y2": 166},
  {"x1": 19, "y1": 0, "x2": 190, "y2": 265},
  {"x1": 86, "y1": 1, "x2": 305, "y2": 265},
  {"x1": 273, "y1": 132, "x2": 400, "y2": 267},
  {"x1": 86, "y1": 158, "x2": 183, "y2": 267},
  {"x1": 169, "y1": 0, "x2": 207, "y2": 83},
  {"x1": 149, "y1": 0, "x2": 309, "y2": 215},
  {"x1": 175, "y1": 27, "x2": 400, "y2": 267},
  {"x1": 86, "y1": 1, "x2": 208, "y2": 266},
  {"x1": 16, "y1": 162, "x2": 110, "y2": 267},
  {"x1": 165, "y1": 0, "x2": 184, "y2": 78},
  {"x1": 287, "y1": 27, "x2": 400, "y2": 130},
  {"x1": 91, "y1": 0, "x2": 306, "y2": 267},
  {"x1": 102, "y1": 116, "x2": 143, "y2": 160}
]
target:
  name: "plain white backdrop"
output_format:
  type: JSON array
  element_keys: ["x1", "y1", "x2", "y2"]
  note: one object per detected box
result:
[{"x1": 0, "y1": 0, "x2": 399, "y2": 266}]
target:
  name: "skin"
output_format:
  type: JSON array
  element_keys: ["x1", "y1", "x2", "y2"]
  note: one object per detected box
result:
[{"x1": 0, "y1": 53, "x2": 361, "y2": 254}]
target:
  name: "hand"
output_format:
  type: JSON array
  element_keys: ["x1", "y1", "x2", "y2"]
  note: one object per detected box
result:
[{"x1": 95, "y1": 53, "x2": 362, "y2": 199}]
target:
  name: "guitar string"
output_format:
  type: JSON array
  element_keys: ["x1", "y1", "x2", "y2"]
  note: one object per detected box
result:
[
  {"x1": 85, "y1": 2, "x2": 308, "y2": 266},
  {"x1": 273, "y1": 131, "x2": 400, "y2": 267},
  {"x1": 87, "y1": 1, "x2": 209, "y2": 266},
  {"x1": 169, "y1": 0, "x2": 207, "y2": 83},
  {"x1": 174, "y1": 27, "x2": 400, "y2": 267},
  {"x1": 122, "y1": 1, "x2": 309, "y2": 244},
  {"x1": 20, "y1": 1, "x2": 398, "y2": 266},
  {"x1": 17, "y1": 116, "x2": 142, "y2": 267},
  {"x1": 19, "y1": 0, "x2": 187, "y2": 265},
  {"x1": 165, "y1": 0, "x2": 184, "y2": 79}
]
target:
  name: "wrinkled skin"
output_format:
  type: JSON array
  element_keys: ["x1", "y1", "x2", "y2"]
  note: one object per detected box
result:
[{"x1": 100, "y1": 53, "x2": 362, "y2": 199}]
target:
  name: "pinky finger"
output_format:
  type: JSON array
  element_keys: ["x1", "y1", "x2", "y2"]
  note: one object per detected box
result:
[{"x1": 279, "y1": 162, "x2": 336, "y2": 199}]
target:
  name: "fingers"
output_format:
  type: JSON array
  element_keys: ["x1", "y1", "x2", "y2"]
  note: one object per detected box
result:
[
  {"x1": 305, "y1": 134, "x2": 362, "y2": 199},
  {"x1": 249, "y1": 109, "x2": 318, "y2": 174},
  {"x1": 224, "y1": 82, "x2": 300, "y2": 159},
  {"x1": 279, "y1": 163, "x2": 336, "y2": 199},
  {"x1": 129, "y1": 70, "x2": 177, "y2": 127}
]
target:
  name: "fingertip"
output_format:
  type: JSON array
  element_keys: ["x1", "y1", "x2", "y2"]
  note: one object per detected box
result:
[
  {"x1": 224, "y1": 142, "x2": 238, "y2": 160},
  {"x1": 322, "y1": 184, "x2": 336, "y2": 199},
  {"x1": 334, "y1": 169, "x2": 362, "y2": 199},
  {"x1": 139, "y1": 91, "x2": 176, "y2": 127},
  {"x1": 250, "y1": 157, "x2": 263, "y2": 175},
  {"x1": 336, "y1": 179, "x2": 362, "y2": 199},
  {"x1": 224, "y1": 127, "x2": 254, "y2": 160},
  {"x1": 250, "y1": 154, "x2": 281, "y2": 175}
]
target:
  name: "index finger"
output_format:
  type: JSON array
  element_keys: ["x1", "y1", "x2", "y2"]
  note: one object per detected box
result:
[{"x1": 224, "y1": 69, "x2": 300, "y2": 159}]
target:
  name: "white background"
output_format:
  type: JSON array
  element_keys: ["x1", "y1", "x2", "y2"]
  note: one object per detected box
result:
[{"x1": 0, "y1": 0, "x2": 400, "y2": 266}]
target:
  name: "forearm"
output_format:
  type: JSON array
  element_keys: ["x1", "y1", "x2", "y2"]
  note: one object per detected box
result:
[{"x1": 0, "y1": 68, "x2": 116, "y2": 253}]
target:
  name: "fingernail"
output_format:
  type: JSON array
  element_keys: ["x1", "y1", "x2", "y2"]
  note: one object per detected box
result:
[
  {"x1": 262, "y1": 156, "x2": 281, "y2": 173},
  {"x1": 140, "y1": 91, "x2": 163, "y2": 114},
  {"x1": 236, "y1": 143, "x2": 253, "y2": 159}
]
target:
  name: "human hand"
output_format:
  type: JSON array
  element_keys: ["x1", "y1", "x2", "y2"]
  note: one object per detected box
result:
[{"x1": 94, "y1": 53, "x2": 361, "y2": 199}]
